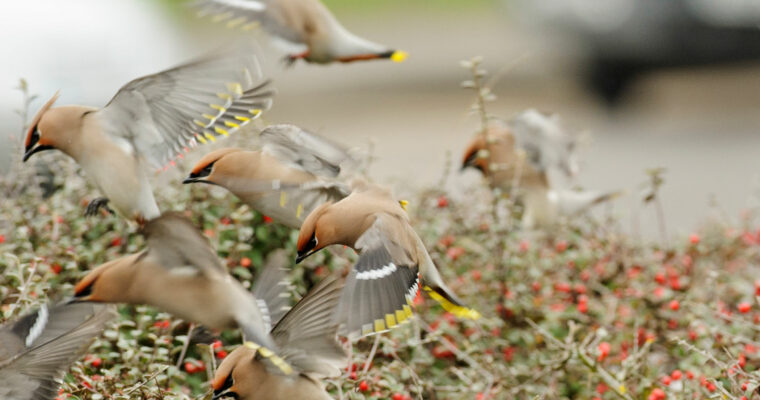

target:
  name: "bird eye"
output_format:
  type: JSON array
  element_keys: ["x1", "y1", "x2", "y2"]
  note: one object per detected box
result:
[
  {"x1": 190, "y1": 162, "x2": 216, "y2": 179},
  {"x1": 310, "y1": 234, "x2": 318, "y2": 247}
]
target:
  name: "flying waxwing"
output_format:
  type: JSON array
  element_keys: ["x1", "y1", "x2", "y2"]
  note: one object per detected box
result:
[
  {"x1": 295, "y1": 181, "x2": 480, "y2": 338},
  {"x1": 193, "y1": 0, "x2": 407, "y2": 64},
  {"x1": 462, "y1": 110, "x2": 621, "y2": 228},
  {"x1": 0, "y1": 302, "x2": 115, "y2": 400},
  {"x1": 23, "y1": 48, "x2": 274, "y2": 223},
  {"x1": 71, "y1": 213, "x2": 291, "y2": 351},
  {"x1": 212, "y1": 273, "x2": 346, "y2": 400},
  {"x1": 184, "y1": 124, "x2": 353, "y2": 229}
]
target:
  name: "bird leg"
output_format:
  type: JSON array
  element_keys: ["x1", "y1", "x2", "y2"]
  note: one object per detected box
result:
[
  {"x1": 84, "y1": 197, "x2": 114, "y2": 217},
  {"x1": 283, "y1": 51, "x2": 310, "y2": 67}
]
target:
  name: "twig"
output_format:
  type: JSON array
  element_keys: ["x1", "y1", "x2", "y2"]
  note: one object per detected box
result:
[{"x1": 175, "y1": 323, "x2": 195, "y2": 369}]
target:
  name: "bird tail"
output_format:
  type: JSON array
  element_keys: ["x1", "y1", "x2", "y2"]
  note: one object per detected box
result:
[{"x1": 424, "y1": 284, "x2": 481, "y2": 320}]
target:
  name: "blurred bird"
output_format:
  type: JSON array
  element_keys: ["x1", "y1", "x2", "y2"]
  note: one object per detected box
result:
[
  {"x1": 193, "y1": 0, "x2": 407, "y2": 64},
  {"x1": 0, "y1": 303, "x2": 115, "y2": 400},
  {"x1": 462, "y1": 110, "x2": 621, "y2": 228},
  {"x1": 184, "y1": 124, "x2": 353, "y2": 228},
  {"x1": 71, "y1": 213, "x2": 290, "y2": 351},
  {"x1": 23, "y1": 48, "x2": 274, "y2": 223},
  {"x1": 211, "y1": 273, "x2": 346, "y2": 400},
  {"x1": 295, "y1": 181, "x2": 480, "y2": 338}
]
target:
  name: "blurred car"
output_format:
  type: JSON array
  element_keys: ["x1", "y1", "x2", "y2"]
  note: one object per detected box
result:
[{"x1": 520, "y1": 0, "x2": 760, "y2": 103}]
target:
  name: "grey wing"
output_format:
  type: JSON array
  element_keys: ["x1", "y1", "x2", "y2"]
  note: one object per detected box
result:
[
  {"x1": 508, "y1": 109, "x2": 579, "y2": 177},
  {"x1": 96, "y1": 48, "x2": 274, "y2": 169},
  {"x1": 269, "y1": 274, "x2": 346, "y2": 377},
  {"x1": 252, "y1": 179, "x2": 351, "y2": 228},
  {"x1": 0, "y1": 305, "x2": 115, "y2": 400},
  {"x1": 334, "y1": 215, "x2": 419, "y2": 339},
  {"x1": 0, "y1": 303, "x2": 107, "y2": 363},
  {"x1": 260, "y1": 124, "x2": 353, "y2": 178},
  {"x1": 251, "y1": 249, "x2": 293, "y2": 332},
  {"x1": 141, "y1": 213, "x2": 226, "y2": 274},
  {"x1": 193, "y1": 0, "x2": 308, "y2": 45}
]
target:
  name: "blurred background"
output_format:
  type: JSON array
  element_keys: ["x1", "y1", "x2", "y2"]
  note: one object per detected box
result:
[{"x1": 2, "y1": 0, "x2": 759, "y2": 238}]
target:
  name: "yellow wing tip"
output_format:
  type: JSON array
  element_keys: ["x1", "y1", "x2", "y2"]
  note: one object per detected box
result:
[
  {"x1": 399, "y1": 199, "x2": 409, "y2": 211},
  {"x1": 244, "y1": 341, "x2": 293, "y2": 375},
  {"x1": 391, "y1": 50, "x2": 408, "y2": 63},
  {"x1": 425, "y1": 286, "x2": 480, "y2": 320}
]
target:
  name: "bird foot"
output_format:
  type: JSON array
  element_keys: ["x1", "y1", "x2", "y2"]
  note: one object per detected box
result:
[{"x1": 85, "y1": 197, "x2": 114, "y2": 217}]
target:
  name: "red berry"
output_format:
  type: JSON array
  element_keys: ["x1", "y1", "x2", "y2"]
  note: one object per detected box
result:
[
  {"x1": 446, "y1": 246, "x2": 465, "y2": 261},
  {"x1": 471, "y1": 270, "x2": 482, "y2": 281},
  {"x1": 649, "y1": 388, "x2": 666, "y2": 400},
  {"x1": 215, "y1": 350, "x2": 228, "y2": 359},
  {"x1": 51, "y1": 263, "x2": 62, "y2": 275},
  {"x1": 689, "y1": 233, "x2": 700, "y2": 244},
  {"x1": 670, "y1": 370, "x2": 682, "y2": 380},
  {"x1": 392, "y1": 394, "x2": 405, "y2": 400},
  {"x1": 349, "y1": 371, "x2": 357, "y2": 380},
  {"x1": 519, "y1": 240, "x2": 530, "y2": 252},
  {"x1": 0, "y1": 234, "x2": 6, "y2": 244},
  {"x1": 578, "y1": 301, "x2": 588, "y2": 314},
  {"x1": 358, "y1": 380, "x2": 369, "y2": 392},
  {"x1": 212, "y1": 340, "x2": 222, "y2": 350},
  {"x1": 660, "y1": 375, "x2": 671, "y2": 386},
  {"x1": 240, "y1": 257, "x2": 252, "y2": 268},
  {"x1": 654, "y1": 272, "x2": 666, "y2": 285},
  {"x1": 597, "y1": 342, "x2": 611, "y2": 361},
  {"x1": 262, "y1": 215, "x2": 273, "y2": 224},
  {"x1": 437, "y1": 195, "x2": 449, "y2": 208},
  {"x1": 738, "y1": 302, "x2": 751, "y2": 314},
  {"x1": 555, "y1": 240, "x2": 568, "y2": 252},
  {"x1": 110, "y1": 237, "x2": 122, "y2": 247},
  {"x1": 668, "y1": 300, "x2": 680, "y2": 311},
  {"x1": 706, "y1": 382, "x2": 716, "y2": 392}
]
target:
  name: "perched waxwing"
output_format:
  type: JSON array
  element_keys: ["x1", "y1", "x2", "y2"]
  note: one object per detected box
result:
[
  {"x1": 193, "y1": 0, "x2": 407, "y2": 64},
  {"x1": 295, "y1": 181, "x2": 480, "y2": 338},
  {"x1": 23, "y1": 47, "x2": 274, "y2": 223},
  {"x1": 0, "y1": 302, "x2": 115, "y2": 400},
  {"x1": 212, "y1": 273, "x2": 346, "y2": 400},
  {"x1": 184, "y1": 124, "x2": 353, "y2": 229},
  {"x1": 71, "y1": 213, "x2": 291, "y2": 351},
  {"x1": 462, "y1": 110, "x2": 620, "y2": 228}
]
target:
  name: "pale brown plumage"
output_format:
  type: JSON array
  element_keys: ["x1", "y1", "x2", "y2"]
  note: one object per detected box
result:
[
  {"x1": 462, "y1": 112, "x2": 621, "y2": 228},
  {"x1": 211, "y1": 273, "x2": 346, "y2": 400},
  {"x1": 71, "y1": 213, "x2": 289, "y2": 351},
  {"x1": 295, "y1": 182, "x2": 479, "y2": 338},
  {"x1": 194, "y1": 0, "x2": 406, "y2": 64},
  {"x1": 0, "y1": 303, "x2": 115, "y2": 400},
  {"x1": 184, "y1": 124, "x2": 352, "y2": 229},
  {"x1": 22, "y1": 47, "x2": 273, "y2": 222}
]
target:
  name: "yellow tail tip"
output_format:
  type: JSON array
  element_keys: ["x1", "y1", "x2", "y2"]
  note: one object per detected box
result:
[
  {"x1": 425, "y1": 286, "x2": 480, "y2": 320},
  {"x1": 399, "y1": 199, "x2": 409, "y2": 211},
  {"x1": 391, "y1": 50, "x2": 408, "y2": 63}
]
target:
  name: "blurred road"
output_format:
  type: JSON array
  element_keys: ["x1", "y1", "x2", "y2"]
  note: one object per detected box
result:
[{"x1": 3, "y1": 1, "x2": 759, "y2": 239}]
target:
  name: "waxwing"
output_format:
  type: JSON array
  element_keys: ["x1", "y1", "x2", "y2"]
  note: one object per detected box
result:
[
  {"x1": 23, "y1": 46, "x2": 274, "y2": 223},
  {"x1": 194, "y1": 0, "x2": 407, "y2": 64}
]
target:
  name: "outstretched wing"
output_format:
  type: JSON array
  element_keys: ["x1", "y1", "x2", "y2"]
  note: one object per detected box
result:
[
  {"x1": 251, "y1": 249, "x2": 293, "y2": 332},
  {"x1": 334, "y1": 214, "x2": 419, "y2": 338},
  {"x1": 0, "y1": 304, "x2": 115, "y2": 400},
  {"x1": 269, "y1": 273, "x2": 346, "y2": 377},
  {"x1": 260, "y1": 124, "x2": 353, "y2": 178},
  {"x1": 193, "y1": 0, "x2": 323, "y2": 46},
  {"x1": 141, "y1": 213, "x2": 226, "y2": 275},
  {"x1": 96, "y1": 47, "x2": 274, "y2": 169},
  {"x1": 508, "y1": 109, "x2": 578, "y2": 177}
]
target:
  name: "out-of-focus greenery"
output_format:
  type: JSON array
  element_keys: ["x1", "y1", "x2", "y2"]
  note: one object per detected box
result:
[{"x1": 3, "y1": 137, "x2": 760, "y2": 399}]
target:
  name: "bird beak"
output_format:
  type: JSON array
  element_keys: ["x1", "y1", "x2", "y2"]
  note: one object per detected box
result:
[
  {"x1": 23, "y1": 142, "x2": 54, "y2": 162},
  {"x1": 182, "y1": 176, "x2": 200, "y2": 184},
  {"x1": 295, "y1": 249, "x2": 316, "y2": 264},
  {"x1": 212, "y1": 389, "x2": 239, "y2": 400}
]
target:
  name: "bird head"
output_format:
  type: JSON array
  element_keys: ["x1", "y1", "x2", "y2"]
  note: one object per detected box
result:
[
  {"x1": 71, "y1": 256, "x2": 135, "y2": 303},
  {"x1": 212, "y1": 345, "x2": 263, "y2": 400},
  {"x1": 296, "y1": 202, "x2": 337, "y2": 264},
  {"x1": 461, "y1": 136, "x2": 489, "y2": 175},
  {"x1": 23, "y1": 92, "x2": 93, "y2": 162},
  {"x1": 183, "y1": 147, "x2": 244, "y2": 186}
]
